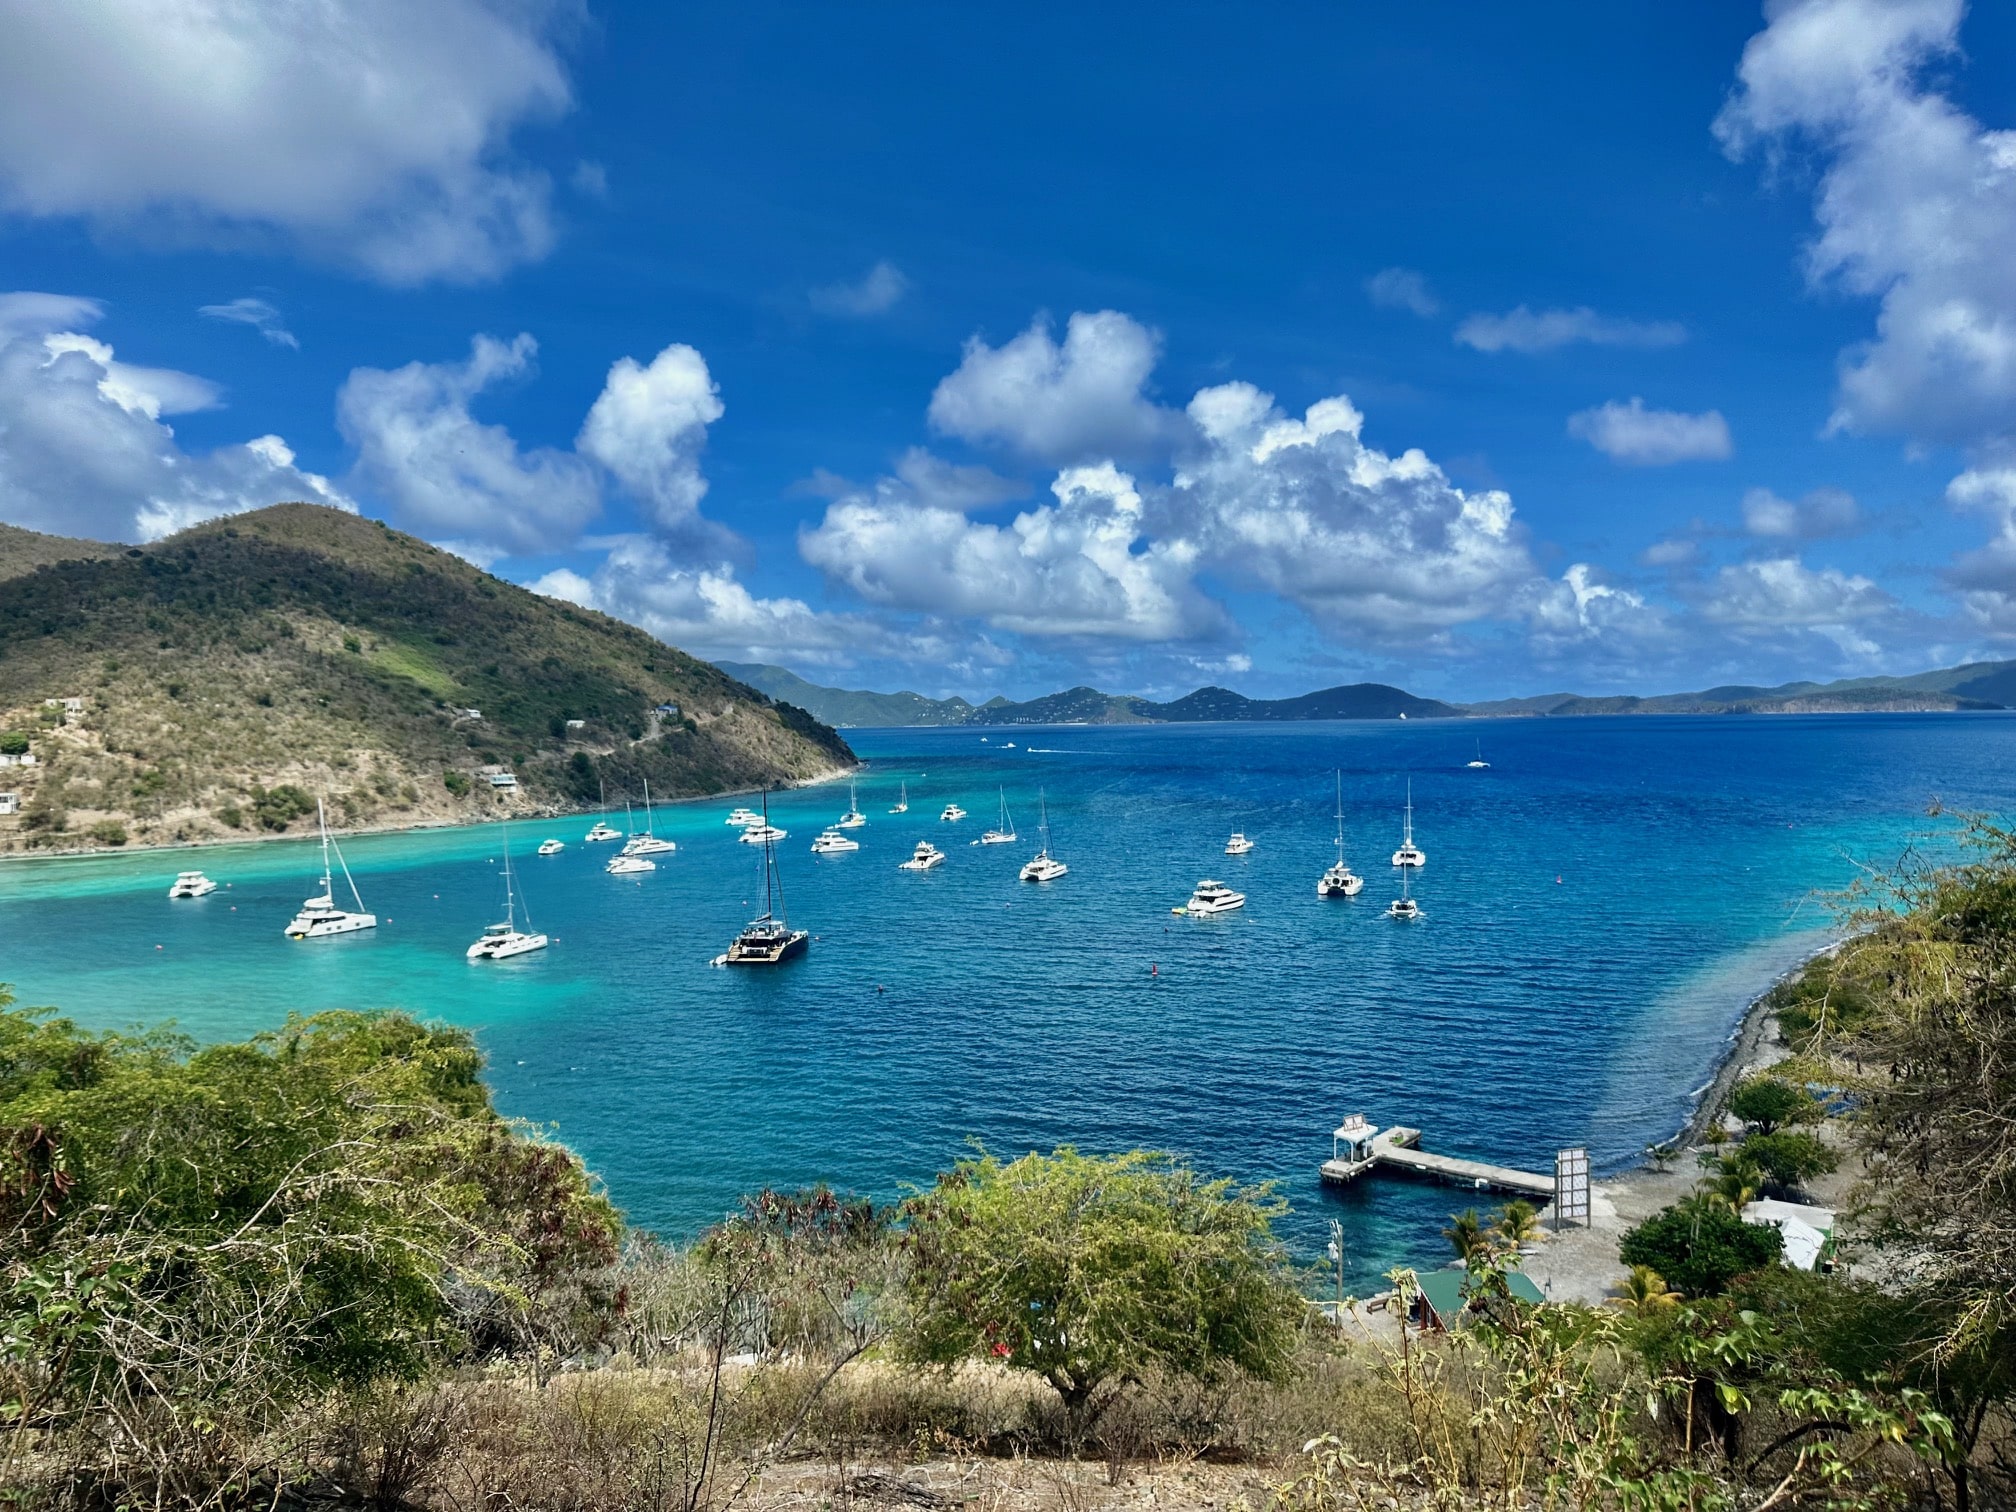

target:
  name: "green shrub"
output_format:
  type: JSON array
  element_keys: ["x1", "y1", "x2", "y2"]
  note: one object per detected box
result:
[
  {"x1": 1727, "y1": 1075, "x2": 1821, "y2": 1134},
  {"x1": 1618, "y1": 1199, "x2": 1782, "y2": 1297},
  {"x1": 215, "y1": 804, "x2": 245, "y2": 829},
  {"x1": 88, "y1": 820, "x2": 129, "y2": 845},
  {"x1": 250, "y1": 783, "x2": 315, "y2": 831},
  {"x1": 0, "y1": 730, "x2": 28, "y2": 756},
  {"x1": 1738, "y1": 1129, "x2": 1838, "y2": 1191},
  {"x1": 343, "y1": 635, "x2": 363, "y2": 653},
  {"x1": 443, "y1": 769, "x2": 471, "y2": 797}
]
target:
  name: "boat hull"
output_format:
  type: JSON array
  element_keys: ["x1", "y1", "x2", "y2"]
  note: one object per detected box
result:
[
  {"x1": 285, "y1": 911, "x2": 378, "y2": 939},
  {"x1": 468, "y1": 931, "x2": 550, "y2": 960},
  {"x1": 1020, "y1": 860, "x2": 1067, "y2": 881},
  {"x1": 722, "y1": 930, "x2": 809, "y2": 965}
]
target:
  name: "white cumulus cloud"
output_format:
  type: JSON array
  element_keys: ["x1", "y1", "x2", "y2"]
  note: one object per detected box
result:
[
  {"x1": 0, "y1": 0, "x2": 573, "y2": 285},
  {"x1": 1715, "y1": 0, "x2": 2016, "y2": 449},
  {"x1": 1568, "y1": 398, "x2": 1733, "y2": 465},
  {"x1": 1364, "y1": 267, "x2": 1441, "y2": 317},
  {"x1": 928, "y1": 310, "x2": 1177, "y2": 463},
  {"x1": 1701, "y1": 556, "x2": 1895, "y2": 631},
  {"x1": 1455, "y1": 305, "x2": 1687, "y2": 353},
  {"x1": 1527, "y1": 564, "x2": 1667, "y2": 651},
  {"x1": 1741, "y1": 485, "x2": 1860, "y2": 540},
  {"x1": 0, "y1": 292, "x2": 349, "y2": 541},
  {"x1": 577, "y1": 344, "x2": 723, "y2": 533},
  {"x1": 337, "y1": 334, "x2": 600, "y2": 557},
  {"x1": 800, "y1": 461, "x2": 1227, "y2": 641}
]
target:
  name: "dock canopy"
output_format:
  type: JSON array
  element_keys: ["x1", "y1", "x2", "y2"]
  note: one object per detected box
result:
[
  {"x1": 1742, "y1": 1199, "x2": 1837, "y2": 1272},
  {"x1": 1415, "y1": 1267, "x2": 1545, "y2": 1330}
]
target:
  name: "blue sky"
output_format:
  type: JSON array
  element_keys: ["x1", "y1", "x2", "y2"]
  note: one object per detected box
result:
[{"x1": 3, "y1": 1, "x2": 2015, "y2": 700}]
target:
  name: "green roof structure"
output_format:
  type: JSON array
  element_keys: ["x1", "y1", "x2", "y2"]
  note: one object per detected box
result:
[{"x1": 1415, "y1": 1267, "x2": 1545, "y2": 1329}]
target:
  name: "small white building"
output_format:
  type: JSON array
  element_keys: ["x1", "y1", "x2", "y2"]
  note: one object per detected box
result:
[
  {"x1": 477, "y1": 765, "x2": 518, "y2": 790},
  {"x1": 0, "y1": 792, "x2": 18, "y2": 816},
  {"x1": 1742, "y1": 1198, "x2": 1837, "y2": 1271},
  {"x1": 564, "y1": 718, "x2": 586, "y2": 731},
  {"x1": 459, "y1": 708, "x2": 483, "y2": 721},
  {"x1": 44, "y1": 696, "x2": 83, "y2": 715},
  {"x1": 0, "y1": 751, "x2": 37, "y2": 769}
]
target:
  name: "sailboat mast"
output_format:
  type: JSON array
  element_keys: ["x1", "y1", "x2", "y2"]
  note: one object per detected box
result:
[
  {"x1": 317, "y1": 797, "x2": 333, "y2": 893},
  {"x1": 1335, "y1": 771, "x2": 1345, "y2": 861},
  {"x1": 502, "y1": 823, "x2": 516, "y2": 929}
]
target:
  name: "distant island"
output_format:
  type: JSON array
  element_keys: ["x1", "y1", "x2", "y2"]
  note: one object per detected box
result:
[
  {"x1": 0, "y1": 507, "x2": 853, "y2": 855},
  {"x1": 715, "y1": 658, "x2": 2016, "y2": 729}
]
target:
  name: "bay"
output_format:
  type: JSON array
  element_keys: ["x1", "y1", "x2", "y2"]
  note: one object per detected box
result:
[{"x1": 0, "y1": 713, "x2": 2003, "y2": 1286}]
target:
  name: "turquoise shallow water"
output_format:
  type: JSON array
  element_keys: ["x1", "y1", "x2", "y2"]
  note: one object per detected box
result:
[{"x1": 1, "y1": 713, "x2": 2006, "y2": 1284}]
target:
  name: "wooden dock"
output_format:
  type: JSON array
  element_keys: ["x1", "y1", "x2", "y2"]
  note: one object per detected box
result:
[{"x1": 1320, "y1": 1124, "x2": 1555, "y2": 1198}]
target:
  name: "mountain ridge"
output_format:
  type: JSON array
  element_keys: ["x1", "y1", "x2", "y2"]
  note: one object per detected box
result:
[
  {"x1": 718, "y1": 660, "x2": 2016, "y2": 728},
  {"x1": 0, "y1": 506, "x2": 854, "y2": 854}
]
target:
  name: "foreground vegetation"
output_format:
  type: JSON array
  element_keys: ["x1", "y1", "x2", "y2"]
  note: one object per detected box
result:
[
  {"x1": 6, "y1": 820, "x2": 2016, "y2": 1508},
  {"x1": 0, "y1": 505, "x2": 852, "y2": 853}
]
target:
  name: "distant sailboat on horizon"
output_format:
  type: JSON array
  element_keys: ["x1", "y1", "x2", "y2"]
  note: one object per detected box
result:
[{"x1": 889, "y1": 781, "x2": 909, "y2": 814}]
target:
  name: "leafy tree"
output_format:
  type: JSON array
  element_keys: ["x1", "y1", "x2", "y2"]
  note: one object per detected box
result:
[
  {"x1": 1737, "y1": 1129, "x2": 1838, "y2": 1192},
  {"x1": 1726, "y1": 1075, "x2": 1821, "y2": 1134},
  {"x1": 249, "y1": 781, "x2": 315, "y2": 830},
  {"x1": 1619, "y1": 1199, "x2": 1782, "y2": 1298},
  {"x1": 897, "y1": 1147, "x2": 1302, "y2": 1433},
  {"x1": 0, "y1": 731, "x2": 27, "y2": 756},
  {"x1": 1443, "y1": 1207, "x2": 1487, "y2": 1260},
  {"x1": 1496, "y1": 1199, "x2": 1542, "y2": 1244}
]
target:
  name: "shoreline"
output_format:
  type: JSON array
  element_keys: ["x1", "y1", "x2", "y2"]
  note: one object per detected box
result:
[{"x1": 0, "y1": 762, "x2": 858, "y2": 865}]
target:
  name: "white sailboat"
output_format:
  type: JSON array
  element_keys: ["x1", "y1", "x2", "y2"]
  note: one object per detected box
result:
[
  {"x1": 622, "y1": 779, "x2": 677, "y2": 856},
  {"x1": 1466, "y1": 740, "x2": 1490, "y2": 770},
  {"x1": 716, "y1": 792, "x2": 809, "y2": 966},
  {"x1": 468, "y1": 826, "x2": 549, "y2": 960},
  {"x1": 978, "y1": 787, "x2": 1016, "y2": 844},
  {"x1": 605, "y1": 852, "x2": 655, "y2": 875},
  {"x1": 889, "y1": 781, "x2": 909, "y2": 814},
  {"x1": 1387, "y1": 864, "x2": 1423, "y2": 921},
  {"x1": 167, "y1": 870, "x2": 217, "y2": 898},
  {"x1": 284, "y1": 799, "x2": 378, "y2": 939},
  {"x1": 1391, "y1": 781, "x2": 1426, "y2": 868},
  {"x1": 1317, "y1": 771, "x2": 1364, "y2": 898},
  {"x1": 837, "y1": 779, "x2": 867, "y2": 828},
  {"x1": 1020, "y1": 790, "x2": 1067, "y2": 882}
]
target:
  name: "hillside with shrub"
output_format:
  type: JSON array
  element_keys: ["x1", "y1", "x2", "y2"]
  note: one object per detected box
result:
[{"x1": 0, "y1": 505, "x2": 853, "y2": 852}]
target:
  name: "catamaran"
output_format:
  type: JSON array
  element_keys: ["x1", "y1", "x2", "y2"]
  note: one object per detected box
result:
[
  {"x1": 468, "y1": 826, "x2": 549, "y2": 960},
  {"x1": 1387, "y1": 864, "x2": 1423, "y2": 921},
  {"x1": 284, "y1": 799, "x2": 378, "y2": 939},
  {"x1": 810, "y1": 827, "x2": 859, "y2": 853},
  {"x1": 605, "y1": 852, "x2": 655, "y2": 875},
  {"x1": 1020, "y1": 790, "x2": 1067, "y2": 882},
  {"x1": 837, "y1": 779, "x2": 867, "y2": 828},
  {"x1": 1466, "y1": 740, "x2": 1490, "y2": 770},
  {"x1": 716, "y1": 792, "x2": 809, "y2": 965},
  {"x1": 979, "y1": 787, "x2": 1016, "y2": 844},
  {"x1": 622, "y1": 779, "x2": 677, "y2": 856},
  {"x1": 1317, "y1": 771, "x2": 1364, "y2": 898},
  {"x1": 1391, "y1": 781, "x2": 1426, "y2": 868},
  {"x1": 1174, "y1": 880, "x2": 1245, "y2": 917},
  {"x1": 900, "y1": 840, "x2": 946, "y2": 871},
  {"x1": 1225, "y1": 830, "x2": 1255, "y2": 855},
  {"x1": 167, "y1": 870, "x2": 217, "y2": 898},
  {"x1": 888, "y1": 782, "x2": 909, "y2": 814},
  {"x1": 585, "y1": 820, "x2": 621, "y2": 843},
  {"x1": 727, "y1": 806, "x2": 762, "y2": 827}
]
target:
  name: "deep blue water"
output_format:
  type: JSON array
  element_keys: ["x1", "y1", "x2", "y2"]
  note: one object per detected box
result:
[{"x1": 0, "y1": 714, "x2": 2004, "y2": 1285}]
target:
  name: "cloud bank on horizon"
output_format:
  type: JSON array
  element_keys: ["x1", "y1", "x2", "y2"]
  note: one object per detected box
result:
[{"x1": 0, "y1": 0, "x2": 2011, "y2": 699}]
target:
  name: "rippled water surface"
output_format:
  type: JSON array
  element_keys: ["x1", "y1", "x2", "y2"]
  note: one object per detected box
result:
[{"x1": 2, "y1": 714, "x2": 2006, "y2": 1282}]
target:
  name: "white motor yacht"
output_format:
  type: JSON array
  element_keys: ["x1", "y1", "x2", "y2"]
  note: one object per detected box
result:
[
  {"x1": 1225, "y1": 831, "x2": 1254, "y2": 855},
  {"x1": 889, "y1": 782, "x2": 909, "y2": 814},
  {"x1": 1391, "y1": 781, "x2": 1426, "y2": 868},
  {"x1": 739, "y1": 823, "x2": 787, "y2": 844},
  {"x1": 468, "y1": 826, "x2": 550, "y2": 960},
  {"x1": 537, "y1": 838, "x2": 564, "y2": 856},
  {"x1": 900, "y1": 840, "x2": 946, "y2": 871},
  {"x1": 837, "y1": 779, "x2": 867, "y2": 828},
  {"x1": 1175, "y1": 880, "x2": 1246, "y2": 916},
  {"x1": 1317, "y1": 771, "x2": 1364, "y2": 898},
  {"x1": 1020, "y1": 790, "x2": 1067, "y2": 882},
  {"x1": 811, "y1": 827, "x2": 859, "y2": 853},
  {"x1": 717, "y1": 793, "x2": 809, "y2": 966},
  {"x1": 284, "y1": 800, "x2": 378, "y2": 939},
  {"x1": 167, "y1": 870, "x2": 217, "y2": 899},
  {"x1": 605, "y1": 853, "x2": 656, "y2": 875},
  {"x1": 940, "y1": 803, "x2": 967, "y2": 822},
  {"x1": 978, "y1": 787, "x2": 1016, "y2": 844},
  {"x1": 727, "y1": 806, "x2": 762, "y2": 827},
  {"x1": 585, "y1": 821, "x2": 621, "y2": 843},
  {"x1": 623, "y1": 779, "x2": 677, "y2": 856}
]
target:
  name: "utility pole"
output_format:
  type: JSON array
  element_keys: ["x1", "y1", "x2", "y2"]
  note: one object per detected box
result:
[{"x1": 1327, "y1": 1218, "x2": 1345, "y2": 1327}]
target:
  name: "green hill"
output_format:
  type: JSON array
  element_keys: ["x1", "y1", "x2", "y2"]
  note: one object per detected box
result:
[
  {"x1": 714, "y1": 661, "x2": 984, "y2": 727},
  {"x1": 0, "y1": 505, "x2": 853, "y2": 854}
]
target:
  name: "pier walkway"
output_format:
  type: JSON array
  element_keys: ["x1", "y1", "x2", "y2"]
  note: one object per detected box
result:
[{"x1": 1320, "y1": 1123, "x2": 1556, "y2": 1198}]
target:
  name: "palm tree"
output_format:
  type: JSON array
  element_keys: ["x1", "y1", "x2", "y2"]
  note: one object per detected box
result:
[
  {"x1": 1611, "y1": 1264, "x2": 1681, "y2": 1314},
  {"x1": 1443, "y1": 1208, "x2": 1487, "y2": 1261},
  {"x1": 1702, "y1": 1158, "x2": 1762, "y2": 1214},
  {"x1": 1496, "y1": 1199, "x2": 1542, "y2": 1245}
]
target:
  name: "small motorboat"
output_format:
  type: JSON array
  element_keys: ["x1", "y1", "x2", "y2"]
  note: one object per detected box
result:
[
  {"x1": 537, "y1": 838, "x2": 564, "y2": 856},
  {"x1": 1225, "y1": 831, "x2": 1254, "y2": 855},
  {"x1": 168, "y1": 870, "x2": 217, "y2": 898},
  {"x1": 940, "y1": 803, "x2": 967, "y2": 822},
  {"x1": 739, "y1": 823, "x2": 787, "y2": 844}
]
